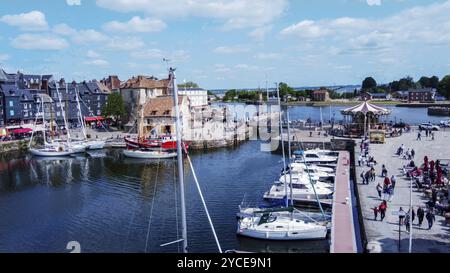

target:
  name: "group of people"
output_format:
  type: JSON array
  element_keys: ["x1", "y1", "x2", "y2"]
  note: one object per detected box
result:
[
  {"x1": 396, "y1": 144, "x2": 415, "y2": 160},
  {"x1": 397, "y1": 206, "x2": 436, "y2": 231},
  {"x1": 417, "y1": 129, "x2": 436, "y2": 141}
]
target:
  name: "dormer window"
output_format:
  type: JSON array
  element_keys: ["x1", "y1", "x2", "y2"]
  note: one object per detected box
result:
[{"x1": 151, "y1": 110, "x2": 157, "y2": 116}]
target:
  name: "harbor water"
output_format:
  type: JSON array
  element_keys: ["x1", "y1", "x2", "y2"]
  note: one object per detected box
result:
[{"x1": 0, "y1": 141, "x2": 328, "y2": 253}]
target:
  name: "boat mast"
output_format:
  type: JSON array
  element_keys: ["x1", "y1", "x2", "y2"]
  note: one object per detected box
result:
[
  {"x1": 170, "y1": 67, "x2": 188, "y2": 253},
  {"x1": 57, "y1": 83, "x2": 70, "y2": 145},
  {"x1": 276, "y1": 82, "x2": 289, "y2": 208},
  {"x1": 286, "y1": 110, "x2": 294, "y2": 210},
  {"x1": 75, "y1": 87, "x2": 87, "y2": 140}
]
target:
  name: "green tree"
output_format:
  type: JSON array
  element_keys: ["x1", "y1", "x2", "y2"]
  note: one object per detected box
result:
[
  {"x1": 362, "y1": 77, "x2": 377, "y2": 91},
  {"x1": 438, "y1": 75, "x2": 450, "y2": 99},
  {"x1": 398, "y1": 76, "x2": 415, "y2": 91},
  {"x1": 278, "y1": 82, "x2": 294, "y2": 100},
  {"x1": 418, "y1": 76, "x2": 431, "y2": 88},
  {"x1": 102, "y1": 92, "x2": 126, "y2": 126},
  {"x1": 178, "y1": 81, "x2": 199, "y2": 89},
  {"x1": 430, "y1": 76, "x2": 440, "y2": 89}
]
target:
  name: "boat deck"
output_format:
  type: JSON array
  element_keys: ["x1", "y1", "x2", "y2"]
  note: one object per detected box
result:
[{"x1": 330, "y1": 151, "x2": 358, "y2": 253}]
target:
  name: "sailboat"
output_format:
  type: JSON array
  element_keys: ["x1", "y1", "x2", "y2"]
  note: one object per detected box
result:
[
  {"x1": 237, "y1": 83, "x2": 328, "y2": 241},
  {"x1": 29, "y1": 94, "x2": 76, "y2": 157},
  {"x1": 71, "y1": 85, "x2": 105, "y2": 150}
]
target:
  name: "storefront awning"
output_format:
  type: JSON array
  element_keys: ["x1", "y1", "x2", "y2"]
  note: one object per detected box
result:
[
  {"x1": 11, "y1": 128, "x2": 33, "y2": 134},
  {"x1": 85, "y1": 116, "x2": 105, "y2": 122}
]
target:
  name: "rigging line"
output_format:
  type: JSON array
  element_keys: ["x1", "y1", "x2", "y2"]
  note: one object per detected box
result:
[
  {"x1": 144, "y1": 157, "x2": 161, "y2": 253},
  {"x1": 77, "y1": 94, "x2": 114, "y2": 138},
  {"x1": 173, "y1": 155, "x2": 181, "y2": 253},
  {"x1": 183, "y1": 146, "x2": 223, "y2": 253}
]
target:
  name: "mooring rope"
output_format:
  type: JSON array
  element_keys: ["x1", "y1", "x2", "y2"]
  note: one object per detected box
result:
[{"x1": 144, "y1": 157, "x2": 161, "y2": 253}]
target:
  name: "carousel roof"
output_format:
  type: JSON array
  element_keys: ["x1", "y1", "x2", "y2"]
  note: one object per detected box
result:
[{"x1": 341, "y1": 101, "x2": 392, "y2": 115}]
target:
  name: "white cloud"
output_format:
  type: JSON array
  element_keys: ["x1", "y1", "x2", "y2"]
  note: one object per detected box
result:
[
  {"x1": 53, "y1": 24, "x2": 108, "y2": 44},
  {"x1": 96, "y1": 0, "x2": 288, "y2": 30},
  {"x1": 67, "y1": 0, "x2": 81, "y2": 6},
  {"x1": 213, "y1": 45, "x2": 249, "y2": 54},
  {"x1": 103, "y1": 16, "x2": 166, "y2": 33},
  {"x1": 0, "y1": 11, "x2": 48, "y2": 31},
  {"x1": 87, "y1": 50, "x2": 100, "y2": 58},
  {"x1": 248, "y1": 25, "x2": 273, "y2": 40},
  {"x1": 11, "y1": 34, "x2": 69, "y2": 50},
  {"x1": 367, "y1": 0, "x2": 382, "y2": 6},
  {"x1": 281, "y1": 1, "x2": 450, "y2": 53},
  {"x1": 84, "y1": 59, "x2": 109, "y2": 67},
  {"x1": 106, "y1": 37, "x2": 145, "y2": 51},
  {"x1": 0, "y1": 53, "x2": 9, "y2": 62},
  {"x1": 254, "y1": 52, "x2": 282, "y2": 60},
  {"x1": 130, "y1": 48, "x2": 164, "y2": 59}
]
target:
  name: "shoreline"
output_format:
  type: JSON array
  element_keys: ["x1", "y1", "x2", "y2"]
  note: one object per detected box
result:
[{"x1": 216, "y1": 100, "x2": 450, "y2": 107}]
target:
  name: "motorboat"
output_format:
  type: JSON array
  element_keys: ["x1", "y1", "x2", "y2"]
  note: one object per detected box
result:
[
  {"x1": 278, "y1": 174, "x2": 333, "y2": 189},
  {"x1": 288, "y1": 162, "x2": 335, "y2": 174},
  {"x1": 237, "y1": 206, "x2": 331, "y2": 224},
  {"x1": 293, "y1": 150, "x2": 338, "y2": 165},
  {"x1": 123, "y1": 149, "x2": 177, "y2": 159},
  {"x1": 264, "y1": 183, "x2": 333, "y2": 201},
  {"x1": 284, "y1": 164, "x2": 335, "y2": 182},
  {"x1": 237, "y1": 212, "x2": 327, "y2": 241}
]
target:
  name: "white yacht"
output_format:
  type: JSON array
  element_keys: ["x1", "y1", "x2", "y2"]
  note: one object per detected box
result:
[
  {"x1": 293, "y1": 150, "x2": 338, "y2": 165},
  {"x1": 264, "y1": 183, "x2": 333, "y2": 201},
  {"x1": 289, "y1": 162, "x2": 335, "y2": 174},
  {"x1": 278, "y1": 174, "x2": 333, "y2": 189},
  {"x1": 237, "y1": 213, "x2": 327, "y2": 241},
  {"x1": 286, "y1": 163, "x2": 335, "y2": 182}
]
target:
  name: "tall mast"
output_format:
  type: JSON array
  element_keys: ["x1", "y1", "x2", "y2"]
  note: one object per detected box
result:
[
  {"x1": 276, "y1": 82, "x2": 289, "y2": 208},
  {"x1": 287, "y1": 110, "x2": 294, "y2": 209},
  {"x1": 170, "y1": 67, "x2": 188, "y2": 253},
  {"x1": 56, "y1": 83, "x2": 70, "y2": 144},
  {"x1": 75, "y1": 87, "x2": 87, "y2": 139}
]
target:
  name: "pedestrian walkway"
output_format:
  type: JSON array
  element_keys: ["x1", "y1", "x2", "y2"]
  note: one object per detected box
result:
[{"x1": 356, "y1": 130, "x2": 450, "y2": 253}]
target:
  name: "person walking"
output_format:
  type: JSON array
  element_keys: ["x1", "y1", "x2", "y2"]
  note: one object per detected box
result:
[
  {"x1": 411, "y1": 207, "x2": 416, "y2": 223},
  {"x1": 379, "y1": 201, "x2": 387, "y2": 221},
  {"x1": 364, "y1": 171, "x2": 370, "y2": 185},
  {"x1": 387, "y1": 184, "x2": 394, "y2": 202},
  {"x1": 358, "y1": 154, "x2": 363, "y2": 167},
  {"x1": 399, "y1": 207, "x2": 406, "y2": 225},
  {"x1": 417, "y1": 132, "x2": 421, "y2": 141},
  {"x1": 431, "y1": 131, "x2": 435, "y2": 141},
  {"x1": 376, "y1": 183, "x2": 383, "y2": 199},
  {"x1": 411, "y1": 149, "x2": 415, "y2": 159},
  {"x1": 417, "y1": 206, "x2": 425, "y2": 226},
  {"x1": 426, "y1": 210, "x2": 435, "y2": 230},
  {"x1": 371, "y1": 167, "x2": 376, "y2": 182},
  {"x1": 405, "y1": 212, "x2": 411, "y2": 233},
  {"x1": 391, "y1": 175, "x2": 397, "y2": 189},
  {"x1": 372, "y1": 207, "x2": 380, "y2": 221},
  {"x1": 360, "y1": 171, "x2": 366, "y2": 185},
  {"x1": 381, "y1": 165, "x2": 388, "y2": 177}
]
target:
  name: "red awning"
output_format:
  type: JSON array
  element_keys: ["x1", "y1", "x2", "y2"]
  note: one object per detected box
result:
[
  {"x1": 85, "y1": 116, "x2": 105, "y2": 122},
  {"x1": 11, "y1": 128, "x2": 33, "y2": 134}
]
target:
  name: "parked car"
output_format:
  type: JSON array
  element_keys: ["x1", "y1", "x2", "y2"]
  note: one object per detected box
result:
[
  {"x1": 440, "y1": 119, "x2": 450, "y2": 127},
  {"x1": 419, "y1": 123, "x2": 440, "y2": 131}
]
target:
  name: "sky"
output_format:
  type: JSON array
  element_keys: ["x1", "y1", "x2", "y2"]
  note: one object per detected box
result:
[{"x1": 0, "y1": 0, "x2": 450, "y2": 89}]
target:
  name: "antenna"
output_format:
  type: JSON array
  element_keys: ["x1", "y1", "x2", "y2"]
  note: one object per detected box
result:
[{"x1": 163, "y1": 58, "x2": 171, "y2": 71}]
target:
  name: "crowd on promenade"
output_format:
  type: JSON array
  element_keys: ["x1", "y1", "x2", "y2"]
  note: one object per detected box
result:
[{"x1": 358, "y1": 136, "x2": 450, "y2": 234}]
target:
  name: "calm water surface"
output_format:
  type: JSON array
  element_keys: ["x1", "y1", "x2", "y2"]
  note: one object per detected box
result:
[{"x1": 0, "y1": 142, "x2": 328, "y2": 253}]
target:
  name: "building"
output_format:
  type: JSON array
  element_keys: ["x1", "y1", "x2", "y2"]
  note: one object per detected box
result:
[
  {"x1": 408, "y1": 88, "x2": 435, "y2": 102},
  {"x1": 101, "y1": 75, "x2": 121, "y2": 92},
  {"x1": 0, "y1": 89, "x2": 4, "y2": 127},
  {"x1": 312, "y1": 90, "x2": 330, "y2": 102},
  {"x1": 394, "y1": 91, "x2": 409, "y2": 101},
  {"x1": 120, "y1": 75, "x2": 171, "y2": 125},
  {"x1": 178, "y1": 88, "x2": 208, "y2": 111},
  {"x1": 369, "y1": 93, "x2": 391, "y2": 100},
  {"x1": 142, "y1": 95, "x2": 190, "y2": 136}
]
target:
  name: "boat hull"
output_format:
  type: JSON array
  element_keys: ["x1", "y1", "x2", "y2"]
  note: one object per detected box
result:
[
  {"x1": 29, "y1": 148, "x2": 73, "y2": 157},
  {"x1": 123, "y1": 149, "x2": 177, "y2": 159}
]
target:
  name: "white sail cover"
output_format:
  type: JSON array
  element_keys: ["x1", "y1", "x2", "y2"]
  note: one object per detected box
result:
[{"x1": 341, "y1": 101, "x2": 391, "y2": 115}]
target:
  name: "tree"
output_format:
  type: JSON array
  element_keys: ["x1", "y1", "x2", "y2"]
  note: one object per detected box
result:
[
  {"x1": 418, "y1": 76, "x2": 431, "y2": 88},
  {"x1": 362, "y1": 77, "x2": 377, "y2": 91},
  {"x1": 178, "y1": 81, "x2": 199, "y2": 89},
  {"x1": 102, "y1": 92, "x2": 126, "y2": 126},
  {"x1": 278, "y1": 82, "x2": 294, "y2": 100},
  {"x1": 398, "y1": 76, "x2": 415, "y2": 91},
  {"x1": 430, "y1": 76, "x2": 440, "y2": 89},
  {"x1": 438, "y1": 75, "x2": 450, "y2": 99}
]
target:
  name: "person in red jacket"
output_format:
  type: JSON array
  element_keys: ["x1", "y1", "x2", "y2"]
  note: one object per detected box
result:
[{"x1": 379, "y1": 201, "x2": 387, "y2": 221}]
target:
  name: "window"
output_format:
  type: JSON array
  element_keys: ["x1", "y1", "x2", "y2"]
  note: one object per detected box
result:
[
  {"x1": 9, "y1": 101, "x2": 13, "y2": 107},
  {"x1": 10, "y1": 110, "x2": 14, "y2": 116},
  {"x1": 97, "y1": 110, "x2": 101, "y2": 115}
]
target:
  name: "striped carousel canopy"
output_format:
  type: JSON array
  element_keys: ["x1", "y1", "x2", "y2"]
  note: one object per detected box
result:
[{"x1": 341, "y1": 101, "x2": 391, "y2": 115}]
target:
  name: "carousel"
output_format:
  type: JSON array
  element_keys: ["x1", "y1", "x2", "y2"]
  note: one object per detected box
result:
[{"x1": 340, "y1": 101, "x2": 392, "y2": 142}]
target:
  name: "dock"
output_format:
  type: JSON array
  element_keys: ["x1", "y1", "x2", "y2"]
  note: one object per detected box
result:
[{"x1": 330, "y1": 151, "x2": 358, "y2": 253}]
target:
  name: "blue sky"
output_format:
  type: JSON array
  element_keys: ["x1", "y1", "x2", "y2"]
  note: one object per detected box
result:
[{"x1": 0, "y1": 0, "x2": 449, "y2": 89}]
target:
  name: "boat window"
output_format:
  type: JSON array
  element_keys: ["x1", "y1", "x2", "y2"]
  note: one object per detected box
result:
[
  {"x1": 292, "y1": 184, "x2": 307, "y2": 189},
  {"x1": 276, "y1": 226, "x2": 284, "y2": 229}
]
